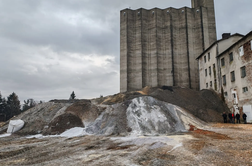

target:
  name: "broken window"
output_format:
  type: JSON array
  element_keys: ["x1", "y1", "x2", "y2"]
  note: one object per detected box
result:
[
  {"x1": 205, "y1": 69, "x2": 207, "y2": 77},
  {"x1": 223, "y1": 75, "x2": 226, "y2": 85},
  {"x1": 229, "y1": 52, "x2": 233, "y2": 62},
  {"x1": 221, "y1": 58, "x2": 225, "y2": 66},
  {"x1": 243, "y1": 87, "x2": 248, "y2": 93},
  {"x1": 241, "y1": 66, "x2": 246, "y2": 78},
  {"x1": 239, "y1": 46, "x2": 244, "y2": 56},
  {"x1": 209, "y1": 66, "x2": 211, "y2": 75},
  {"x1": 231, "y1": 71, "x2": 235, "y2": 82}
]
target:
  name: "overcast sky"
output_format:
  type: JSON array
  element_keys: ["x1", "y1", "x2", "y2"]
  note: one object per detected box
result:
[{"x1": 0, "y1": 0, "x2": 252, "y2": 102}]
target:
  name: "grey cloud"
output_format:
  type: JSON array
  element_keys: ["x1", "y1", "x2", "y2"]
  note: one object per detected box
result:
[{"x1": 0, "y1": 0, "x2": 252, "y2": 103}]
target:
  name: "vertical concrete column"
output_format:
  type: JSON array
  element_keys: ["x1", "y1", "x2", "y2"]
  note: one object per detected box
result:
[
  {"x1": 187, "y1": 8, "x2": 200, "y2": 89},
  {"x1": 163, "y1": 8, "x2": 174, "y2": 86},
  {"x1": 156, "y1": 8, "x2": 164, "y2": 86},
  {"x1": 191, "y1": 0, "x2": 216, "y2": 46},
  {"x1": 120, "y1": 10, "x2": 128, "y2": 92},
  {"x1": 126, "y1": 10, "x2": 135, "y2": 91},
  {"x1": 141, "y1": 9, "x2": 148, "y2": 87},
  {"x1": 201, "y1": 7, "x2": 210, "y2": 49},
  {"x1": 126, "y1": 10, "x2": 143, "y2": 91},
  {"x1": 134, "y1": 9, "x2": 143, "y2": 90},
  {"x1": 193, "y1": 7, "x2": 205, "y2": 90},
  {"x1": 148, "y1": 9, "x2": 158, "y2": 87},
  {"x1": 172, "y1": 8, "x2": 189, "y2": 88}
]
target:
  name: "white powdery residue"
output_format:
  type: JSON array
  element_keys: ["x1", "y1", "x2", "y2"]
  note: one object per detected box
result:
[
  {"x1": 0, "y1": 133, "x2": 11, "y2": 138},
  {"x1": 138, "y1": 97, "x2": 146, "y2": 107},
  {"x1": 111, "y1": 136, "x2": 179, "y2": 147},
  {"x1": 60, "y1": 127, "x2": 85, "y2": 138},
  {"x1": 127, "y1": 97, "x2": 172, "y2": 135},
  {"x1": 167, "y1": 143, "x2": 183, "y2": 153},
  {"x1": 175, "y1": 106, "x2": 208, "y2": 130},
  {"x1": 26, "y1": 134, "x2": 44, "y2": 139}
]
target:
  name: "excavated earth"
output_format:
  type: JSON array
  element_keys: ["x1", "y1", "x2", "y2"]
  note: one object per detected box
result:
[{"x1": 0, "y1": 87, "x2": 247, "y2": 165}]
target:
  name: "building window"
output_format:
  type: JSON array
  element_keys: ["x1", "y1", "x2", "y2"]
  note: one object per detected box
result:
[
  {"x1": 214, "y1": 79, "x2": 217, "y2": 90},
  {"x1": 239, "y1": 46, "x2": 244, "y2": 56},
  {"x1": 243, "y1": 87, "x2": 248, "y2": 93},
  {"x1": 208, "y1": 53, "x2": 210, "y2": 61},
  {"x1": 224, "y1": 92, "x2": 228, "y2": 97},
  {"x1": 221, "y1": 58, "x2": 225, "y2": 66},
  {"x1": 213, "y1": 64, "x2": 216, "y2": 78},
  {"x1": 209, "y1": 66, "x2": 211, "y2": 75},
  {"x1": 205, "y1": 69, "x2": 207, "y2": 76},
  {"x1": 231, "y1": 71, "x2": 235, "y2": 82},
  {"x1": 229, "y1": 52, "x2": 233, "y2": 62},
  {"x1": 223, "y1": 75, "x2": 226, "y2": 85},
  {"x1": 206, "y1": 83, "x2": 208, "y2": 88},
  {"x1": 210, "y1": 81, "x2": 212, "y2": 87},
  {"x1": 241, "y1": 66, "x2": 246, "y2": 78},
  {"x1": 204, "y1": 56, "x2": 206, "y2": 63}
]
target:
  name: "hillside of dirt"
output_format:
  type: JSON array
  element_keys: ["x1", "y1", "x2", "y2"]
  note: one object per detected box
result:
[
  {"x1": 95, "y1": 86, "x2": 229, "y2": 122},
  {"x1": 0, "y1": 86, "x2": 228, "y2": 137}
]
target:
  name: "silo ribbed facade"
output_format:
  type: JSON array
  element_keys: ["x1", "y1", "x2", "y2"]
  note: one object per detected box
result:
[{"x1": 120, "y1": 0, "x2": 216, "y2": 92}]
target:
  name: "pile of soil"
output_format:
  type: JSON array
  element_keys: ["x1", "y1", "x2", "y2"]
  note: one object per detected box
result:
[
  {"x1": 0, "y1": 86, "x2": 229, "y2": 135},
  {"x1": 45, "y1": 113, "x2": 84, "y2": 135},
  {"x1": 95, "y1": 86, "x2": 229, "y2": 122}
]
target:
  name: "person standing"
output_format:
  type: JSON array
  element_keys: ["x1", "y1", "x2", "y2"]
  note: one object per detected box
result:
[
  {"x1": 228, "y1": 113, "x2": 232, "y2": 123},
  {"x1": 243, "y1": 113, "x2": 247, "y2": 124},
  {"x1": 222, "y1": 112, "x2": 227, "y2": 123},
  {"x1": 236, "y1": 113, "x2": 240, "y2": 124},
  {"x1": 232, "y1": 112, "x2": 235, "y2": 124}
]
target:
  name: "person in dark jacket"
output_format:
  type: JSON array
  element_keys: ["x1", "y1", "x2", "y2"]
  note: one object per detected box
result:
[
  {"x1": 243, "y1": 113, "x2": 247, "y2": 124},
  {"x1": 228, "y1": 113, "x2": 232, "y2": 123},
  {"x1": 232, "y1": 113, "x2": 235, "y2": 124},
  {"x1": 236, "y1": 113, "x2": 240, "y2": 124},
  {"x1": 222, "y1": 112, "x2": 227, "y2": 123}
]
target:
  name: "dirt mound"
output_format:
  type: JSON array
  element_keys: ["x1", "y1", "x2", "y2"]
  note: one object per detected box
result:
[
  {"x1": 65, "y1": 100, "x2": 104, "y2": 126},
  {"x1": 0, "y1": 86, "x2": 228, "y2": 136},
  {"x1": 45, "y1": 113, "x2": 84, "y2": 135},
  {"x1": 95, "y1": 87, "x2": 229, "y2": 122}
]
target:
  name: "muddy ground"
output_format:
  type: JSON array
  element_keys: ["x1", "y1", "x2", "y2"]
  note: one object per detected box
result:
[{"x1": 0, "y1": 123, "x2": 252, "y2": 166}]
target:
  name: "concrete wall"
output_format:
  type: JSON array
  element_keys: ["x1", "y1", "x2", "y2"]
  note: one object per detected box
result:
[
  {"x1": 120, "y1": 0, "x2": 217, "y2": 92},
  {"x1": 198, "y1": 35, "x2": 243, "y2": 92},
  {"x1": 219, "y1": 34, "x2": 252, "y2": 109}
]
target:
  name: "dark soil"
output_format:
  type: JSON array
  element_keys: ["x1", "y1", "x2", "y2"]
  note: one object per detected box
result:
[
  {"x1": 45, "y1": 113, "x2": 84, "y2": 135},
  {"x1": 95, "y1": 86, "x2": 229, "y2": 123}
]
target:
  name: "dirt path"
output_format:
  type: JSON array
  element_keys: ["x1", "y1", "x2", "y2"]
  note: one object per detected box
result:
[{"x1": 0, "y1": 123, "x2": 252, "y2": 166}]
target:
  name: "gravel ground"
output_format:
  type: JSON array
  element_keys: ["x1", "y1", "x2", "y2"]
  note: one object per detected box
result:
[{"x1": 0, "y1": 123, "x2": 252, "y2": 166}]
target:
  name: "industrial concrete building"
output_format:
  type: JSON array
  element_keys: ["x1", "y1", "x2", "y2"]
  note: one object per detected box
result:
[
  {"x1": 197, "y1": 31, "x2": 252, "y2": 122},
  {"x1": 120, "y1": 0, "x2": 217, "y2": 92},
  {"x1": 197, "y1": 33, "x2": 244, "y2": 92}
]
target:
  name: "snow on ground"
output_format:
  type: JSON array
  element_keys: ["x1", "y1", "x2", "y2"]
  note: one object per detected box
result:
[{"x1": 0, "y1": 133, "x2": 11, "y2": 138}]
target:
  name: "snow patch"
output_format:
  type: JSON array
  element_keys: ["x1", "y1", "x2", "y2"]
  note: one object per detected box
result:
[{"x1": 0, "y1": 133, "x2": 11, "y2": 138}]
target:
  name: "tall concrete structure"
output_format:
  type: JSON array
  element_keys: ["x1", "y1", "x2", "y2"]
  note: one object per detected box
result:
[{"x1": 120, "y1": 0, "x2": 217, "y2": 92}]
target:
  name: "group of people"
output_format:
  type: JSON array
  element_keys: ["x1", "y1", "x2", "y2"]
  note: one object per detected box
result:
[{"x1": 222, "y1": 112, "x2": 247, "y2": 124}]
